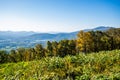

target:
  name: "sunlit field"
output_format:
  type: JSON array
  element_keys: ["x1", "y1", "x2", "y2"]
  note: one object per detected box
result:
[{"x1": 0, "y1": 50, "x2": 120, "y2": 80}]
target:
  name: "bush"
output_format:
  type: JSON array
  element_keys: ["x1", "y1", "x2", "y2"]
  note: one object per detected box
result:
[{"x1": 0, "y1": 50, "x2": 120, "y2": 79}]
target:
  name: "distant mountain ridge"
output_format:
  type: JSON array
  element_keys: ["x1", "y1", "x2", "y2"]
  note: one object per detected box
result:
[
  {"x1": 24, "y1": 26, "x2": 114, "y2": 41},
  {"x1": 0, "y1": 31, "x2": 36, "y2": 38},
  {"x1": 83, "y1": 26, "x2": 113, "y2": 32},
  {"x1": 0, "y1": 26, "x2": 114, "y2": 40}
]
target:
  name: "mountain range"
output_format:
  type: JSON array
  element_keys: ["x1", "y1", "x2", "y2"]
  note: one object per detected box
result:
[
  {"x1": 0, "y1": 26, "x2": 114, "y2": 50},
  {"x1": 0, "y1": 26, "x2": 113, "y2": 40}
]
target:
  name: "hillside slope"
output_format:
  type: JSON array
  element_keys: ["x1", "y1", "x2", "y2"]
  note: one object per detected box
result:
[{"x1": 0, "y1": 50, "x2": 120, "y2": 79}]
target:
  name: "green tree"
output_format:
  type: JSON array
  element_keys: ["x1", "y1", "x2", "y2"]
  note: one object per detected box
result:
[
  {"x1": 46, "y1": 41, "x2": 53, "y2": 56},
  {"x1": 24, "y1": 48, "x2": 31, "y2": 61},
  {"x1": 0, "y1": 50, "x2": 8, "y2": 63},
  {"x1": 57, "y1": 40, "x2": 69, "y2": 57},
  {"x1": 52, "y1": 41, "x2": 58, "y2": 56},
  {"x1": 68, "y1": 40, "x2": 76, "y2": 55},
  {"x1": 16, "y1": 48, "x2": 25, "y2": 61},
  {"x1": 100, "y1": 34, "x2": 111, "y2": 50},
  {"x1": 34, "y1": 44, "x2": 45, "y2": 59},
  {"x1": 28, "y1": 48, "x2": 36, "y2": 60},
  {"x1": 106, "y1": 28, "x2": 120, "y2": 49},
  {"x1": 57, "y1": 40, "x2": 76, "y2": 57},
  {"x1": 9, "y1": 49, "x2": 17, "y2": 62}
]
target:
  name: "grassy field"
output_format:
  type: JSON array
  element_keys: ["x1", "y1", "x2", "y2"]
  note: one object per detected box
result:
[{"x1": 0, "y1": 50, "x2": 120, "y2": 80}]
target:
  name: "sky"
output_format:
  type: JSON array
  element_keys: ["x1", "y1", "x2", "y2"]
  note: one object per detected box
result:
[{"x1": 0, "y1": 0, "x2": 120, "y2": 32}]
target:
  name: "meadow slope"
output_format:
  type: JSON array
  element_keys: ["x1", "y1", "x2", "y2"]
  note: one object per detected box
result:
[{"x1": 0, "y1": 50, "x2": 120, "y2": 80}]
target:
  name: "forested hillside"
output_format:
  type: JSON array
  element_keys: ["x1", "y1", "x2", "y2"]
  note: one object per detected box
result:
[
  {"x1": 0, "y1": 28, "x2": 120, "y2": 63},
  {"x1": 0, "y1": 26, "x2": 112, "y2": 50},
  {"x1": 0, "y1": 28, "x2": 120, "y2": 79}
]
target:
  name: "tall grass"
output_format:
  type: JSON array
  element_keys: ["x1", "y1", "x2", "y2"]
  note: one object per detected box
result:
[{"x1": 0, "y1": 50, "x2": 120, "y2": 80}]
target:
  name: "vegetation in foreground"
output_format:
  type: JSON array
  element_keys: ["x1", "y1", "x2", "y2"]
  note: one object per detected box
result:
[{"x1": 0, "y1": 50, "x2": 120, "y2": 80}]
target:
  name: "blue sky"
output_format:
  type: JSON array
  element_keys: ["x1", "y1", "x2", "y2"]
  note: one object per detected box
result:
[{"x1": 0, "y1": 0, "x2": 120, "y2": 32}]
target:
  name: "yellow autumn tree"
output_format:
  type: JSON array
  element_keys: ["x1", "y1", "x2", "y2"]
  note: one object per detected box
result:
[{"x1": 77, "y1": 31, "x2": 94, "y2": 53}]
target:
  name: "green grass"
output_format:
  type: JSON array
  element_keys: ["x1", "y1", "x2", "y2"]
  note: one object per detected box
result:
[{"x1": 0, "y1": 50, "x2": 120, "y2": 80}]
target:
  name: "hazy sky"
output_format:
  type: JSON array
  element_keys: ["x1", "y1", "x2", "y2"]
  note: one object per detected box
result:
[{"x1": 0, "y1": 0, "x2": 120, "y2": 32}]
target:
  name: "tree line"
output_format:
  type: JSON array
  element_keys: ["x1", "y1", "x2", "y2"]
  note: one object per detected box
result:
[
  {"x1": 0, "y1": 28, "x2": 120, "y2": 63},
  {"x1": 0, "y1": 40, "x2": 76, "y2": 63},
  {"x1": 77, "y1": 28, "x2": 120, "y2": 53}
]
